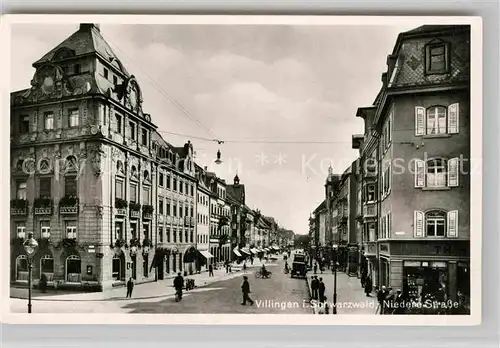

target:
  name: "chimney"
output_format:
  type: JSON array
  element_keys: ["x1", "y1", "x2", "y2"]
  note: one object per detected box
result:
[{"x1": 79, "y1": 23, "x2": 100, "y2": 32}]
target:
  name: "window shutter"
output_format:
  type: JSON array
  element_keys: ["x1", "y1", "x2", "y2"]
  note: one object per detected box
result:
[
  {"x1": 415, "y1": 106, "x2": 425, "y2": 136},
  {"x1": 447, "y1": 157, "x2": 459, "y2": 187},
  {"x1": 448, "y1": 103, "x2": 459, "y2": 134},
  {"x1": 414, "y1": 159, "x2": 425, "y2": 188},
  {"x1": 447, "y1": 210, "x2": 458, "y2": 237},
  {"x1": 414, "y1": 211, "x2": 424, "y2": 237}
]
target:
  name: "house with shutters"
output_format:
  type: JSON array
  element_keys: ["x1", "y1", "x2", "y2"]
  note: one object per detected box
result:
[{"x1": 354, "y1": 25, "x2": 470, "y2": 310}]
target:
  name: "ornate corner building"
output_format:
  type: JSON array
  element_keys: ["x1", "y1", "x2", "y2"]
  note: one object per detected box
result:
[{"x1": 10, "y1": 23, "x2": 199, "y2": 291}]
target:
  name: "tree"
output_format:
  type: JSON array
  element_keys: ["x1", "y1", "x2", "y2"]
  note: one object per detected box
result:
[{"x1": 294, "y1": 234, "x2": 311, "y2": 249}]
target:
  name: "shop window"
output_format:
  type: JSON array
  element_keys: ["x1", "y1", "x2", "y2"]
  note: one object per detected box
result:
[
  {"x1": 66, "y1": 255, "x2": 81, "y2": 282},
  {"x1": 112, "y1": 256, "x2": 120, "y2": 280},
  {"x1": 130, "y1": 222, "x2": 137, "y2": 239},
  {"x1": 16, "y1": 255, "x2": 28, "y2": 281},
  {"x1": 143, "y1": 224, "x2": 149, "y2": 240},
  {"x1": 115, "y1": 221, "x2": 123, "y2": 239},
  {"x1": 40, "y1": 254, "x2": 54, "y2": 281}
]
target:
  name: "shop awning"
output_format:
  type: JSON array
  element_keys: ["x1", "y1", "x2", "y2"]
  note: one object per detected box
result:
[
  {"x1": 264, "y1": 248, "x2": 270, "y2": 252},
  {"x1": 241, "y1": 248, "x2": 251, "y2": 255},
  {"x1": 250, "y1": 248, "x2": 259, "y2": 254},
  {"x1": 273, "y1": 246, "x2": 280, "y2": 250},
  {"x1": 233, "y1": 250, "x2": 242, "y2": 257},
  {"x1": 199, "y1": 250, "x2": 214, "y2": 259}
]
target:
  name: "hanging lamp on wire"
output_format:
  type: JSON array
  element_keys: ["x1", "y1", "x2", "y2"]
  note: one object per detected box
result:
[{"x1": 214, "y1": 140, "x2": 224, "y2": 165}]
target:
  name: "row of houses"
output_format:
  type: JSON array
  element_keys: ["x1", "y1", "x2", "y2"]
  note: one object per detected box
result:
[
  {"x1": 309, "y1": 25, "x2": 471, "y2": 311},
  {"x1": 9, "y1": 23, "x2": 291, "y2": 292}
]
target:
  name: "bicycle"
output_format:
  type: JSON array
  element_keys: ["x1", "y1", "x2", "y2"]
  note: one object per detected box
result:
[{"x1": 255, "y1": 271, "x2": 272, "y2": 279}]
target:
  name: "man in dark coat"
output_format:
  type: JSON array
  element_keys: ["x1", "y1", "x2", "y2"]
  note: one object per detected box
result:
[
  {"x1": 318, "y1": 277, "x2": 326, "y2": 303},
  {"x1": 241, "y1": 276, "x2": 254, "y2": 305},
  {"x1": 376, "y1": 286, "x2": 387, "y2": 314},
  {"x1": 364, "y1": 276, "x2": 373, "y2": 297},
  {"x1": 311, "y1": 276, "x2": 319, "y2": 301},
  {"x1": 392, "y1": 289, "x2": 406, "y2": 314},
  {"x1": 208, "y1": 264, "x2": 214, "y2": 277},
  {"x1": 173, "y1": 272, "x2": 184, "y2": 300},
  {"x1": 126, "y1": 277, "x2": 134, "y2": 298}
]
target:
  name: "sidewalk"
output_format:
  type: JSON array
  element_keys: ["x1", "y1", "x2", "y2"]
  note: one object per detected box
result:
[
  {"x1": 306, "y1": 270, "x2": 376, "y2": 314},
  {"x1": 10, "y1": 260, "x2": 275, "y2": 302}
]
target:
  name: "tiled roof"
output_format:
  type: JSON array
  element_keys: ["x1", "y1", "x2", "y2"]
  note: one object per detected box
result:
[{"x1": 34, "y1": 23, "x2": 130, "y2": 77}]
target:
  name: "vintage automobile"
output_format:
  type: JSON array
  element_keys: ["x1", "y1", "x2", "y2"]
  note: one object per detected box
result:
[{"x1": 290, "y1": 252, "x2": 308, "y2": 278}]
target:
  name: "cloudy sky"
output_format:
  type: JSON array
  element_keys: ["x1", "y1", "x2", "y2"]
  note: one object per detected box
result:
[{"x1": 11, "y1": 22, "x2": 416, "y2": 235}]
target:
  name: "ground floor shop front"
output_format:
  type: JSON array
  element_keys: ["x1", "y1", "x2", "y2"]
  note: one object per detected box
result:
[{"x1": 362, "y1": 240, "x2": 470, "y2": 313}]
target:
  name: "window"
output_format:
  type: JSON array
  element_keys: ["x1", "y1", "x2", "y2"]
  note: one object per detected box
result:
[
  {"x1": 115, "y1": 114, "x2": 122, "y2": 133},
  {"x1": 40, "y1": 254, "x2": 54, "y2": 275},
  {"x1": 142, "y1": 187, "x2": 150, "y2": 205},
  {"x1": 66, "y1": 255, "x2": 81, "y2": 282},
  {"x1": 129, "y1": 121, "x2": 136, "y2": 140},
  {"x1": 159, "y1": 173, "x2": 164, "y2": 187},
  {"x1": 167, "y1": 175, "x2": 171, "y2": 189},
  {"x1": 185, "y1": 183, "x2": 188, "y2": 195},
  {"x1": 159, "y1": 226, "x2": 164, "y2": 243},
  {"x1": 115, "y1": 221, "x2": 123, "y2": 239},
  {"x1": 427, "y1": 159, "x2": 446, "y2": 187},
  {"x1": 425, "y1": 211, "x2": 446, "y2": 237},
  {"x1": 426, "y1": 106, "x2": 447, "y2": 135},
  {"x1": 16, "y1": 181, "x2": 27, "y2": 200},
  {"x1": 415, "y1": 104, "x2": 459, "y2": 136},
  {"x1": 185, "y1": 206, "x2": 189, "y2": 217},
  {"x1": 167, "y1": 201, "x2": 171, "y2": 216},
  {"x1": 103, "y1": 68, "x2": 109, "y2": 79},
  {"x1": 173, "y1": 203, "x2": 177, "y2": 217},
  {"x1": 37, "y1": 177, "x2": 51, "y2": 198},
  {"x1": 173, "y1": 178, "x2": 177, "y2": 191},
  {"x1": 68, "y1": 109, "x2": 79, "y2": 127},
  {"x1": 141, "y1": 128, "x2": 148, "y2": 146},
  {"x1": 167, "y1": 228, "x2": 171, "y2": 243},
  {"x1": 159, "y1": 197, "x2": 164, "y2": 214},
  {"x1": 41, "y1": 221, "x2": 51, "y2": 238},
  {"x1": 414, "y1": 210, "x2": 458, "y2": 238},
  {"x1": 130, "y1": 222, "x2": 137, "y2": 239},
  {"x1": 130, "y1": 183, "x2": 138, "y2": 203},
  {"x1": 64, "y1": 176, "x2": 77, "y2": 196},
  {"x1": 414, "y1": 157, "x2": 459, "y2": 188},
  {"x1": 179, "y1": 181, "x2": 183, "y2": 194},
  {"x1": 44, "y1": 112, "x2": 54, "y2": 130},
  {"x1": 143, "y1": 224, "x2": 149, "y2": 240},
  {"x1": 190, "y1": 230, "x2": 194, "y2": 243},
  {"x1": 179, "y1": 204, "x2": 183, "y2": 218},
  {"x1": 113, "y1": 75, "x2": 118, "y2": 85},
  {"x1": 66, "y1": 221, "x2": 77, "y2": 239},
  {"x1": 16, "y1": 222, "x2": 26, "y2": 239},
  {"x1": 381, "y1": 165, "x2": 391, "y2": 198},
  {"x1": 173, "y1": 228, "x2": 177, "y2": 243},
  {"x1": 74, "y1": 64, "x2": 81, "y2": 74},
  {"x1": 425, "y1": 43, "x2": 449, "y2": 74},
  {"x1": 20, "y1": 115, "x2": 30, "y2": 134},
  {"x1": 115, "y1": 179, "x2": 124, "y2": 199}
]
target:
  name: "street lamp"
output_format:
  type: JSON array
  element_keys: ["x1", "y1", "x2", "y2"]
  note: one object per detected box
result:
[
  {"x1": 23, "y1": 232, "x2": 38, "y2": 314},
  {"x1": 331, "y1": 242, "x2": 338, "y2": 315}
]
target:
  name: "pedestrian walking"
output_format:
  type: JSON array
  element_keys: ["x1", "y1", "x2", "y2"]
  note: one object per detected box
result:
[
  {"x1": 392, "y1": 289, "x2": 406, "y2": 315},
  {"x1": 311, "y1": 276, "x2": 319, "y2": 300},
  {"x1": 313, "y1": 262, "x2": 318, "y2": 275},
  {"x1": 173, "y1": 272, "x2": 184, "y2": 301},
  {"x1": 126, "y1": 277, "x2": 134, "y2": 298},
  {"x1": 318, "y1": 277, "x2": 326, "y2": 303},
  {"x1": 208, "y1": 264, "x2": 214, "y2": 277},
  {"x1": 241, "y1": 276, "x2": 254, "y2": 305},
  {"x1": 361, "y1": 270, "x2": 367, "y2": 288},
  {"x1": 364, "y1": 276, "x2": 373, "y2": 297},
  {"x1": 225, "y1": 261, "x2": 230, "y2": 273},
  {"x1": 243, "y1": 262, "x2": 247, "y2": 273},
  {"x1": 384, "y1": 287, "x2": 394, "y2": 315},
  {"x1": 376, "y1": 286, "x2": 387, "y2": 314}
]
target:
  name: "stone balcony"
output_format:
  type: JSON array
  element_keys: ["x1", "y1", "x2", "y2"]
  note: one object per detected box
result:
[
  {"x1": 34, "y1": 206, "x2": 53, "y2": 215},
  {"x1": 116, "y1": 208, "x2": 127, "y2": 216},
  {"x1": 11, "y1": 207, "x2": 28, "y2": 216},
  {"x1": 130, "y1": 209, "x2": 140, "y2": 219},
  {"x1": 59, "y1": 205, "x2": 79, "y2": 215},
  {"x1": 143, "y1": 212, "x2": 153, "y2": 220}
]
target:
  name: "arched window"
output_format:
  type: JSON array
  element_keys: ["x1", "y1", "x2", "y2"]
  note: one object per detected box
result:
[
  {"x1": 144, "y1": 170, "x2": 149, "y2": 180},
  {"x1": 66, "y1": 255, "x2": 81, "y2": 283},
  {"x1": 40, "y1": 254, "x2": 54, "y2": 281},
  {"x1": 427, "y1": 158, "x2": 446, "y2": 187},
  {"x1": 426, "y1": 106, "x2": 447, "y2": 135},
  {"x1": 425, "y1": 211, "x2": 446, "y2": 237},
  {"x1": 130, "y1": 165, "x2": 137, "y2": 178},
  {"x1": 15, "y1": 255, "x2": 28, "y2": 281},
  {"x1": 66, "y1": 155, "x2": 78, "y2": 172}
]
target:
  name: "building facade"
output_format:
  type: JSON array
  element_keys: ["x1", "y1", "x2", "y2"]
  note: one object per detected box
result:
[
  {"x1": 194, "y1": 165, "x2": 213, "y2": 270},
  {"x1": 10, "y1": 23, "x2": 199, "y2": 290},
  {"x1": 357, "y1": 25, "x2": 471, "y2": 308}
]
